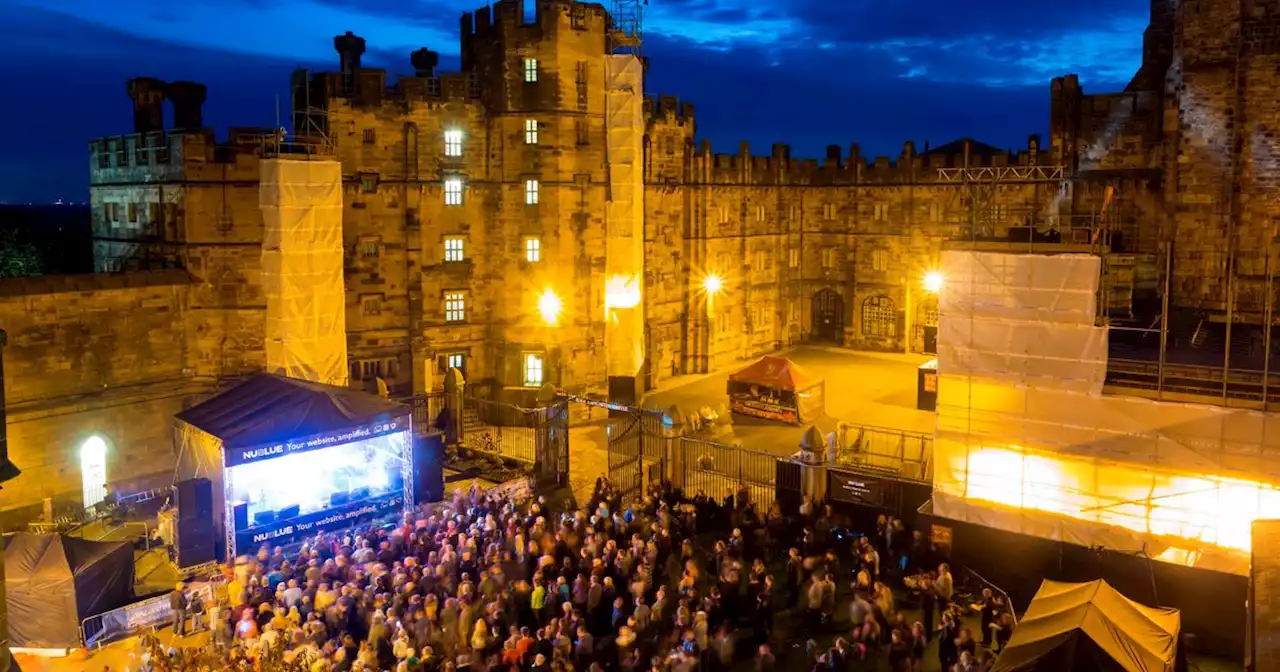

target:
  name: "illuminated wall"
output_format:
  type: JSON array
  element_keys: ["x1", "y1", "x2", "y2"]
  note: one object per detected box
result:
[{"x1": 934, "y1": 250, "x2": 1280, "y2": 575}]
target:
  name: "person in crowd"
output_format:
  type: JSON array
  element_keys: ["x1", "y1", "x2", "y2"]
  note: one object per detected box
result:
[{"x1": 169, "y1": 582, "x2": 188, "y2": 638}]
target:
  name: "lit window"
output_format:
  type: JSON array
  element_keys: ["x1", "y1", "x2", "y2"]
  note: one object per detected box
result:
[
  {"x1": 447, "y1": 353, "x2": 465, "y2": 371},
  {"x1": 873, "y1": 250, "x2": 888, "y2": 272},
  {"x1": 823, "y1": 203, "x2": 836, "y2": 220},
  {"x1": 874, "y1": 203, "x2": 889, "y2": 221},
  {"x1": 524, "y1": 58, "x2": 539, "y2": 82},
  {"x1": 789, "y1": 249, "x2": 800, "y2": 268},
  {"x1": 362, "y1": 295, "x2": 382, "y2": 316},
  {"x1": 523, "y1": 353, "x2": 544, "y2": 386},
  {"x1": 444, "y1": 178, "x2": 463, "y2": 206},
  {"x1": 526, "y1": 179, "x2": 539, "y2": 205},
  {"x1": 444, "y1": 292, "x2": 466, "y2": 322},
  {"x1": 444, "y1": 129, "x2": 463, "y2": 157},
  {"x1": 525, "y1": 237, "x2": 542, "y2": 262},
  {"x1": 525, "y1": 119, "x2": 538, "y2": 144},
  {"x1": 360, "y1": 237, "x2": 380, "y2": 258},
  {"x1": 444, "y1": 237, "x2": 465, "y2": 262},
  {"x1": 718, "y1": 206, "x2": 728, "y2": 223}
]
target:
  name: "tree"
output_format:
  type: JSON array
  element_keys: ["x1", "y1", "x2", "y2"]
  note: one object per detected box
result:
[{"x1": 0, "y1": 229, "x2": 41, "y2": 278}]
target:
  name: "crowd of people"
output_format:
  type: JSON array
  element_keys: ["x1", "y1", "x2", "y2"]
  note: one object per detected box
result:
[{"x1": 130, "y1": 479, "x2": 1013, "y2": 672}]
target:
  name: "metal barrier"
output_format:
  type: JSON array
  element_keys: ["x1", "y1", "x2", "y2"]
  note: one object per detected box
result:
[
  {"x1": 461, "y1": 396, "x2": 540, "y2": 464},
  {"x1": 398, "y1": 392, "x2": 448, "y2": 434},
  {"x1": 80, "y1": 578, "x2": 221, "y2": 649},
  {"x1": 675, "y1": 436, "x2": 778, "y2": 513},
  {"x1": 834, "y1": 422, "x2": 932, "y2": 483}
]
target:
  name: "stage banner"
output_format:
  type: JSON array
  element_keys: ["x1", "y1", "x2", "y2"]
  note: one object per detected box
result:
[
  {"x1": 235, "y1": 492, "x2": 404, "y2": 550},
  {"x1": 224, "y1": 416, "x2": 410, "y2": 467},
  {"x1": 729, "y1": 395, "x2": 799, "y2": 424}
]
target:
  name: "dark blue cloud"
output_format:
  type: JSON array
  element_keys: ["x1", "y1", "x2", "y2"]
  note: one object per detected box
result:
[{"x1": 0, "y1": 0, "x2": 1147, "y2": 202}]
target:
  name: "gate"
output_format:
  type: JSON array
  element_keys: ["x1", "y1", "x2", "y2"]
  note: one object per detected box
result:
[
  {"x1": 607, "y1": 409, "x2": 667, "y2": 502},
  {"x1": 775, "y1": 459, "x2": 803, "y2": 514},
  {"x1": 675, "y1": 437, "x2": 778, "y2": 512},
  {"x1": 536, "y1": 399, "x2": 570, "y2": 488},
  {"x1": 813, "y1": 288, "x2": 844, "y2": 343}
]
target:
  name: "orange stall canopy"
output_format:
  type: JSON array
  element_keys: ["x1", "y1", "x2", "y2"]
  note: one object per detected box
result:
[{"x1": 726, "y1": 356, "x2": 825, "y2": 424}]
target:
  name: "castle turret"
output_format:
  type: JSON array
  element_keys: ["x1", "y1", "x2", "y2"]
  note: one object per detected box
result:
[
  {"x1": 166, "y1": 81, "x2": 208, "y2": 131},
  {"x1": 335, "y1": 31, "x2": 367, "y2": 89},
  {"x1": 127, "y1": 77, "x2": 166, "y2": 134},
  {"x1": 411, "y1": 48, "x2": 439, "y2": 78}
]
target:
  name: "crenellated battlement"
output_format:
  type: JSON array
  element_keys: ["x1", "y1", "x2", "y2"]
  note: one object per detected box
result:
[
  {"x1": 645, "y1": 94, "x2": 695, "y2": 126},
  {"x1": 674, "y1": 135, "x2": 1049, "y2": 185},
  {"x1": 461, "y1": 0, "x2": 611, "y2": 58},
  {"x1": 88, "y1": 127, "x2": 281, "y2": 176},
  {"x1": 294, "y1": 65, "x2": 482, "y2": 111}
]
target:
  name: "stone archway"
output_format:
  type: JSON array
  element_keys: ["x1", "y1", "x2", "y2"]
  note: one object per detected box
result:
[{"x1": 812, "y1": 288, "x2": 844, "y2": 343}]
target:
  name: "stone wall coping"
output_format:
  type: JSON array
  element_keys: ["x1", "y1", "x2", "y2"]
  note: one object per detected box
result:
[{"x1": 0, "y1": 269, "x2": 197, "y2": 298}]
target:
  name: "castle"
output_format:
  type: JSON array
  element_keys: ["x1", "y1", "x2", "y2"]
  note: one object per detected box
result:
[{"x1": 0, "y1": 0, "x2": 1268, "y2": 518}]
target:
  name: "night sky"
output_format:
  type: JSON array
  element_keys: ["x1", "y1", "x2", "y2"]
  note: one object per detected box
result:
[{"x1": 0, "y1": 0, "x2": 1147, "y2": 203}]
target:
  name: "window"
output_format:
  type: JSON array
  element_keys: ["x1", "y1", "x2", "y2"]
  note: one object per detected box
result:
[
  {"x1": 360, "y1": 237, "x2": 381, "y2": 258},
  {"x1": 79, "y1": 435, "x2": 109, "y2": 509},
  {"x1": 822, "y1": 249, "x2": 836, "y2": 268},
  {"x1": 525, "y1": 179, "x2": 539, "y2": 205},
  {"x1": 525, "y1": 119, "x2": 539, "y2": 144},
  {"x1": 872, "y1": 250, "x2": 889, "y2": 272},
  {"x1": 575, "y1": 120, "x2": 588, "y2": 146},
  {"x1": 929, "y1": 203, "x2": 942, "y2": 223},
  {"x1": 361, "y1": 294, "x2": 382, "y2": 316},
  {"x1": 523, "y1": 353, "x2": 544, "y2": 387},
  {"x1": 127, "y1": 203, "x2": 138, "y2": 223},
  {"x1": 444, "y1": 291, "x2": 467, "y2": 322},
  {"x1": 447, "y1": 352, "x2": 465, "y2": 370},
  {"x1": 756, "y1": 205, "x2": 765, "y2": 222},
  {"x1": 874, "y1": 203, "x2": 889, "y2": 221},
  {"x1": 444, "y1": 129, "x2": 463, "y2": 157},
  {"x1": 718, "y1": 206, "x2": 728, "y2": 224},
  {"x1": 363, "y1": 129, "x2": 376, "y2": 144},
  {"x1": 106, "y1": 202, "x2": 119, "y2": 222},
  {"x1": 664, "y1": 135, "x2": 674, "y2": 155},
  {"x1": 823, "y1": 203, "x2": 836, "y2": 220},
  {"x1": 862, "y1": 296, "x2": 897, "y2": 337},
  {"x1": 444, "y1": 178, "x2": 463, "y2": 206},
  {"x1": 790, "y1": 206, "x2": 799, "y2": 222},
  {"x1": 789, "y1": 249, "x2": 800, "y2": 269},
  {"x1": 575, "y1": 60, "x2": 588, "y2": 110},
  {"x1": 524, "y1": 58, "x2": 539, "y2": 82},
  {"x1": 753, "y1": 251, "x2": 766, "y2": 272},
  {"x1": 444, "y1": 237, "x2": 465, "y2": 262},
  {"x1": 525, "y1": 237, "x2": 542, "y2": 262},
  {"x1": 360, "y1": 173, "x2": 379, "y2": 193}
]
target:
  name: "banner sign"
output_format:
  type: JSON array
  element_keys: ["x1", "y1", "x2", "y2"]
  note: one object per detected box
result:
[
  {"x1": 827, "y1": 470, "x2": 887, "y2": 508},
  {"x1": 234, "y1": 493, "x2": 404, "y2": 551},
  {"x1": 224, "y1": 415, "x2": 410, "y2": 467},
  {"x1": 89, "y1": 582, "x2": 217, "y2": 647},
  {"x1": 729, "y1": 396, "x2": 798, "y2": 424}
]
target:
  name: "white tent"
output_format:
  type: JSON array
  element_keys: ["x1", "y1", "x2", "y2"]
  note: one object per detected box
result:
[{"x1": 990, "y1": 579, "x2": 1180, "y2": 672}]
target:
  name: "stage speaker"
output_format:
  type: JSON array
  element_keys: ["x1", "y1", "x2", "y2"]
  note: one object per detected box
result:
[
  {"x1": 175, "y1": 516, "x2": 216, "y2": 568},
  {"x1": 277, "y1": 504, "x2": 300, "y2": 520},
  {"x1": 175, "y1": 478, "x2": 212, "y2": 520},
  {"x1": 232, "y1": 502, "x2": 248, "y2": 531},
  {"x1": 254, "y1": 510, "x2": 276, "y2": 526},
  {"x1": 413, "y1": 433, "x2": 445, "y2": 504}
]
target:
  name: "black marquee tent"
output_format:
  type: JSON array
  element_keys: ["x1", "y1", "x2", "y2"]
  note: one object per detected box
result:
[{"x1": 4, "y1": 533, "x2": 134, "y2": 649}]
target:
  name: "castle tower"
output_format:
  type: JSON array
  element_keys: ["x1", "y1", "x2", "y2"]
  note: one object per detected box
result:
[
  {"x1": 410, "y1": 48, "x2": 439, "y2": 77},
  {"x1": 127, "y1": 77, "x2": 166, "y2": 134}
]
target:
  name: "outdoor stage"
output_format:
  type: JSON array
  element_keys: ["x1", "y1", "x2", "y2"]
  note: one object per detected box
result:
[{"x1": 174, "y1": 373, "x2": 414, "y2": 560}]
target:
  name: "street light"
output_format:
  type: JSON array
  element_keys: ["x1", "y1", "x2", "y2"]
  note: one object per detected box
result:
[
  {"x1": 703, "y1": 273, "x2": 724, "y2": 295},
  {"x1": 537, "y1": 288, "x2": 562, "y2": 325},
  {"x1": 923, "y1": 271, "x2": 944, "y2": 294}
]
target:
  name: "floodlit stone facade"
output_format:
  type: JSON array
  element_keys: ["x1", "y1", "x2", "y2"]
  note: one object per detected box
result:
[{"x1": 0, "y1": 0, "x2": 1263, "y2": 515}]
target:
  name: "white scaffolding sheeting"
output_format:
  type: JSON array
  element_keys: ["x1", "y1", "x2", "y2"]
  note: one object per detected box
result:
[
  {"x1": 603, "y1": 54, "x2": 646, "y2": 378},
  {"x1": 934, "y1": 250, "x2": 1280, "y2": 576},
  {"x1": 260, "y1": 159, "x2": 349, "y2": 387}
]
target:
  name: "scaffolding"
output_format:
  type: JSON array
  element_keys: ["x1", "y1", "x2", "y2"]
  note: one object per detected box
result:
[
  {"x1": 933, "y1": 248, "x2": 1280, "y2": 576},
  {"x1": 608, "y1": 0, "x2": 643, "y2": 55}
]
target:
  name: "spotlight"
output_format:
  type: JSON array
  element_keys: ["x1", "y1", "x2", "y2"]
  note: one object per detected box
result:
[
  {"x1": 703, "y1": 274, "x2": 723, "y2": 295},
  {"x1": 537, "y1": 289, "x2": 562, "y2": 325},
  {"x1": 924, "y1": 271, "x2": 944, "y2": 294}
]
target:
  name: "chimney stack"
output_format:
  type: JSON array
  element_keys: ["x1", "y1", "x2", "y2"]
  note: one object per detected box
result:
[
  {"x1": 411, "y1": 48, "x2": 439, "y2": 78},
  {"x1": 127, "y1": 77, "x2": 166, "y2": 134},
  {"x1": 335, "y1": 31, "x2": 367, "y2": 89},
  {"x1": 166, "y1": 81, "x2": 208, "y2": 131}
]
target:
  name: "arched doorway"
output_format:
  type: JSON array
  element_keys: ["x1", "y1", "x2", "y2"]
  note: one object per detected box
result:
[
  {"x1": 79, "y1": 435, "x2": 109, "y2": 509},
  {"x1": 812, "y1": 288, "x2": 844, "y2": 343}
]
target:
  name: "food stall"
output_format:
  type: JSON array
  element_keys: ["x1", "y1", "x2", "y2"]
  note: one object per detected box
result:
[{"x1": 726, "y1": 356, "x2": 825, "y2": 425}]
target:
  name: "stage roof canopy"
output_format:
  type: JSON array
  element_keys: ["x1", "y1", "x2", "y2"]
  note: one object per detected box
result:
[
  {"x1": 990, "y1": 579, "x2": 1179, "y2": 672},
  {"x1": 728, "y1": 356, "x2": 821, "y2": 392},
  {"x1": 175, "y1": 373, "x2": 409, "y2": 449}
]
